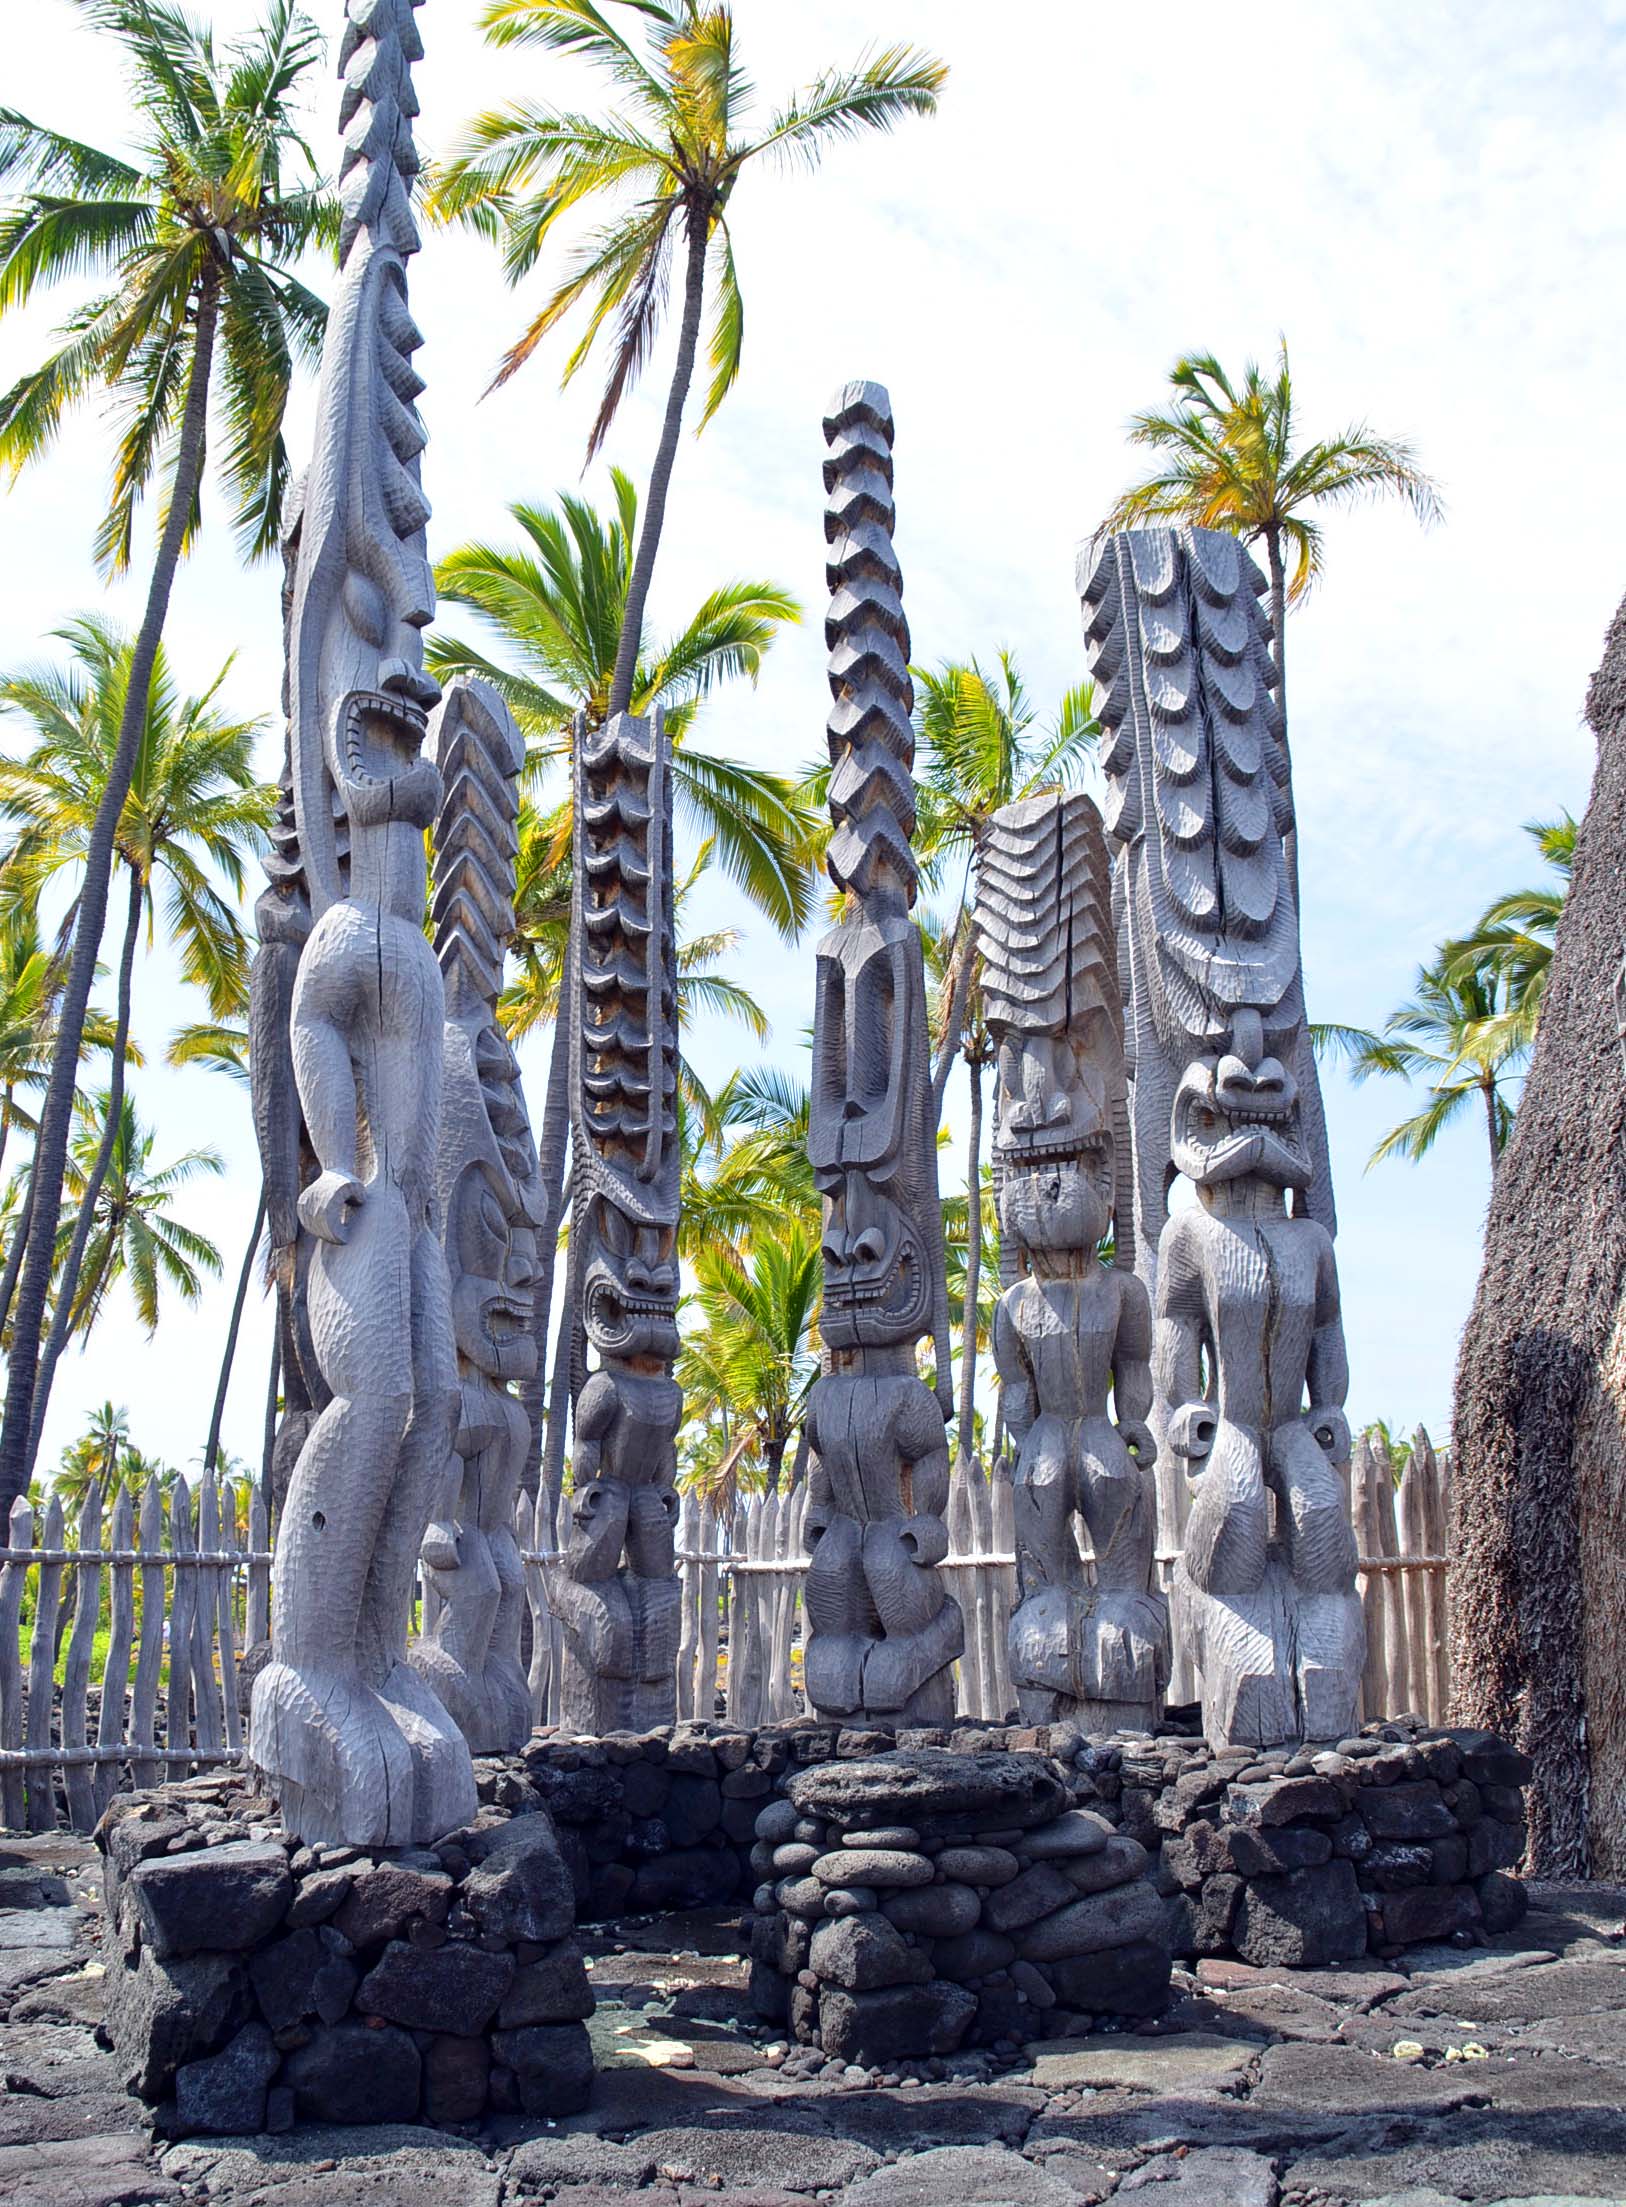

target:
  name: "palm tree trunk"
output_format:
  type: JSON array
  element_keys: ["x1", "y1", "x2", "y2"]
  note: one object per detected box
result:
[
  {"x1": 204, "y1": 1184, "x2": 268, "y2": 1472},
  {"x1": 930, "y1": 911, "x2": 979, "y2": 1120},
  {"x1": 1450, "y1": 584, "x2": 1626, "y2": 1879},
  {"x1": 956, "y1": 1050, "x2": 984, "y2": 1450},
  {"x1": 0, "y1": 1149, "x2": 35, "y2": 1342},
  {"x1": 606, "y1": 207, "x2": 709, "y2": 720},
  {"x1": 0, "y1": 1086, "x2": 13, "y2": 1187},
  {"x1": 261, "y1": 1329, "x2": 280, "y2": 1519},
  {"x1": 540, "y1": 1209, "x2": 578, "y2": 1532},
  {"x1": 520, "y1": 1002, "x2": 573, "y2": 1494},
  {"x1": 1483, "y1": 1076, "x2": 1503, "y2": 1173},
  {"x1": 0, "y1": 268, "x2": 221, "y2": 1520},
  {"x1": 26, "y1": 860, "x2": 145, "y2": 1469}
]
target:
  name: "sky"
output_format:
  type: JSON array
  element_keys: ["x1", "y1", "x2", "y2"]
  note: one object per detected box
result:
[{"x1": 2, "y1": 0, "x2": 1624, "y2": 1481}]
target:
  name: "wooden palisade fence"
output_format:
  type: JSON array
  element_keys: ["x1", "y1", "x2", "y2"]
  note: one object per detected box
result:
[{"x1": 2, "y1": 1432, "x2": 1452, "y2": 1834}]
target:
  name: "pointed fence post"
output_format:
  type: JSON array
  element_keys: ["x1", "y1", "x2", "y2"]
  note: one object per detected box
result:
[
  {"x1": 96, "y1": 1486, "x2": 136, "y2": 1817},
  {"x1": 130, "y1": 1478, "x2": 166, "y2": 1792},
  {"x1": 25, "y1": 1494, "x2": 66, "y2": 1831},
  {"x1": 0, "y1": 1496, "x2": 34, "y2": 1829},
  {"x1": 61, "y1": 1484, "x2": 103, "y2": 1830}
]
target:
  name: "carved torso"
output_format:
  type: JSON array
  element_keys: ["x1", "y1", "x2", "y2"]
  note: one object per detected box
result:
[{"x1": 1157, "y1": 1204, "x2": 1335, "y2": 1436}]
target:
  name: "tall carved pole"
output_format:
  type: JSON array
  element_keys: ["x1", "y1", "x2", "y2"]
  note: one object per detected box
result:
[
  {"x1": 412, "y1": 678, "x2": 544, "y2": 1753},
  {"x1": 543, "y1": 710, "x2": 683, "y2": 1732},
  {"x1": 975, "y1": 791, "x2": 1168, "y2": 1728},
  {"x1": 1081, "y1": 527, "x2": 1361, "y2": 1748},
  {"x1": 249, "y1": 0, "x2": 476, "y2": 1844},
  {"x1": 802, "y1": 382, "x2": 963, "y2": 1726}
]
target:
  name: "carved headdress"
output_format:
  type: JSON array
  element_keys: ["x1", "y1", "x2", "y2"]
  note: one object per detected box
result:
[
  {"x1": 809, "y1": 382, "x2": 951, "y2": 1402},
  {"x1": 570, "y1": 709, "x2": 681, "y2": 1366},
  {"x1": 287, "y1": 0, "x2": 439, "y2": 918},
  {"x1": 1080, "y1": 527, "x2": 1334, "y2": 1272},
  {"x1": 973, "y1": 789, "x2": 1131, "y2": 1285}
]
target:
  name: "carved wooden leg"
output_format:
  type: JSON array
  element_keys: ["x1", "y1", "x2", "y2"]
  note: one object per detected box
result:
[{"x1": 804, "y1": 1512, "x2": 872, "y2": 1718}]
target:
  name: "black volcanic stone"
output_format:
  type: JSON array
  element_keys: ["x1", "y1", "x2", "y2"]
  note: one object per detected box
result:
[
  {"x1": 282, "y1": 2019, "x2": 421, "y2": 2124},
  {"x1": 173, "y1": 2020, "x2": 278, "y2": 2137},
  {"x1": 127, "y1": 1842, "x2": 293, "y2": 1960},
  {"x1": 355, "y1": 1938, "x2": 515, "y2": 2034}
]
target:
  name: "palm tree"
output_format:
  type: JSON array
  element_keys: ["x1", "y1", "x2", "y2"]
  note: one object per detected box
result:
[
  {"x1": 0, "y1": 617, "x2": 271, "y2": 1467},
  {"x1": 428, "y1": 473, "x2": 816, "y2": 936},
  {"x1": 433, "y1": 0, "x2": 944, "y2": 719},
  {"x1": 677, "y1": 1219, "x2": 821, "y2": 1499},
  {"x1": 54, "y1": 1089, "x2": 223, "y2": 1344},
  {"x1": 0, "y1": 0, "x2": 334, "y2": 1517},
  {"x1": 1096, "y1": 342, "x2": 1441, "y2": 804},
  {"x1": 1443, "y1": 813, "x2": 1575, "y2": 1040},
  {"x1": 428, "y1": 475, "x2": 813, "y2": 1506},
  {"x1": 1315, "y1": 955, "x2": 1526, "y2": 1176}
]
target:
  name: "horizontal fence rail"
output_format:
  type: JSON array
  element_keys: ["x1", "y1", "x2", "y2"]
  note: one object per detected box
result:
[{"x1": 2, "y1": 1429, "x2": 1454, "y2": 1833}]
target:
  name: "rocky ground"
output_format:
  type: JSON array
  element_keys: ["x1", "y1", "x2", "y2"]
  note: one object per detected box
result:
[{"x1": 4, "y1": 1830, "x2": 1626, "y2": 2207}]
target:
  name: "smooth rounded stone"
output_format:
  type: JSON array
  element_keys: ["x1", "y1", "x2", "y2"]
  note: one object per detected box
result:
[
  {"x1": 754, "y1": 1881, "x2": 778, "y2": 1914},
  {"x1": 812, "y1": 1848, "x2": 934, "y2": 1889},
  {"x1": 936, "y1": 1845, "x2": 1020, "y2": 1887},
  {"x1": 787, "y1": 1749, "x2": 1066, "y2": 1832},
  {"x1": 777, "y1": 1875, "x2": 828, "y2": 1917},
  {"x1": 982, "y1": 1862, "x2": 1077, "y2": 1933},
  {"x1": 823, "y1": 1886, "x2": 880, "y2": 1917},
  {"x1": 794, "y1": 1819, "x2": 827, "y2": 1846},
  {"x1": 932, "y1": 1929, "x2": 1016, "y2": 1979},
  {"x1": 1017, "y1": 1879, "x2": 1167, "y2": 1963},
  {"x1": 772, "y1": 1843, "x2": 821, "y2": 1875},
  {"x1": 840, "y1": 1827, "x2": 922, "y2": 1850},
  {"x1": 881, "y1": 1881, "x2": 981, "y2": 1938},
  {"x1": 1010, "y1": 1958, "x2": 1055, "y2": 2009},
  {"x1": 755, "y1": 1799, "x2": 800, "y2": 1845},
  {"x1": 1019, "y1": 1810, "x2": 1112, "y2": 1860},
  {"x1": 1061, "y1": 1834, "x2": 1150, "y2": 1894}
]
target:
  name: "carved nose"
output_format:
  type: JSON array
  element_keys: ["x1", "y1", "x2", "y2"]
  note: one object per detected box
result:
[{"x1": 1228, "y1": 1008, "x2": 1265, "y2": 1070}]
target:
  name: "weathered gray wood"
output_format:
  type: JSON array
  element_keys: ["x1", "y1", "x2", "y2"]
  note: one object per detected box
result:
[
  {"x1": 129, "y1": 1478, "x2": 165, "y2": 1792},
  {"x1": 1397, "y1": 1442, "x2": 1435, "y2": 1721},
  {"x1": 211, "y1": 1477, "x2": 242, "y2": 1756},
  {"x1": 413, "y1": 679, "x2": 539, "y2": 1755},
  {"x1": 1085, "y1": 528, "x2": 1363, "y2": 1748},
  {"x1": 976, "y1": 788, "x2": 1167, "y2": 1731},
  {"x1": 249, "y1": 0, "x2": 477, "y2": 1847},
  {"x1": 0, "y1": 1497, "x2": 32, "y2": 1828},
  {"x1": 246, "y1": 1489, "x2": 270, "y2": 1649},
  {"x1": 95, "y1": 1486, "x2": 136, "y2": 1816},
  {"x1": 803, "y1": 383, "x2": 962, "y2": 1728},
  {"x1": 1421, "y1": 1433, "x2": 1452, "y2": 1722},
  {"x1": 25, "y1": 1495, "x2": 67, "y2": 1831},
  {"x1": 1368, "y1": 1438, "x2": 1409, "y2": 1716},
  {"x1": 545, "y1": 707, "x2": 682, "y2": 1735},
  {"x1": 61, "y1": 1485, "x2": 102, "y2": 1830},
  {"x1": 698, "y1": 1502, "x2": 721, "y2": 1724},
  {"x1": 1352, "y1": 1438, "x2": 1390, "y2": 1723},
  {"x1": 191, "y1": 1475, "x2": 223, "y2": 1760},
  {"x1": 166, "y1": 1478, "x2": 197, "y2": 1764}
]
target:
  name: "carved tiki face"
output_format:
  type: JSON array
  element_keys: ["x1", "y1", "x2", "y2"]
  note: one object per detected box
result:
[
  {"x1": 448, "y1": 1156, "x2": 539, "y2": 1384},
  {"x1": 994, "y1": 1011, "x2": 1116, "y2": 1170},
  {"x1": 810, "y1": 910, "x2": 936, "y2": 1351},
  {"x1": 580, "y1": 1196, "x2": 680, "y2": 1363},
  {"x1": 1171, "y1": 1005, "x2": 1310, "y2": 1191},
  {"x1": 998, "y1": 1152, "x2": 1112, "y2": 1265}
]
